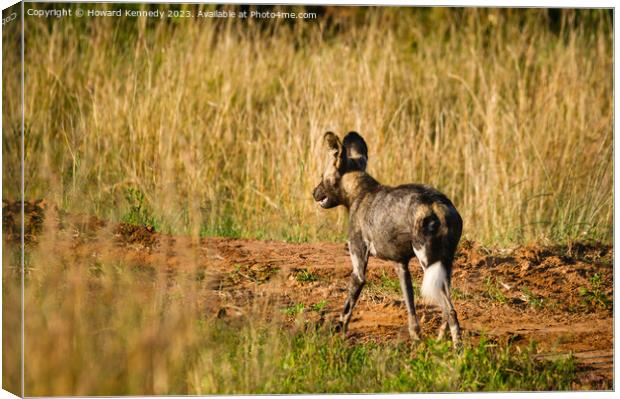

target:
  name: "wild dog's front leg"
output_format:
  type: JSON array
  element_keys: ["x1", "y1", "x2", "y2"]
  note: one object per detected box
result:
[
  {"x1": 340, "y1": 239, "x2": 368, "y2": 335},
  {"x1": 394, "y1": 262, "x2": 422, "y2": 340}
]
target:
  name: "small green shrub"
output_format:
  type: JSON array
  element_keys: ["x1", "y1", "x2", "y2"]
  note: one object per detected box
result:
[
  {"x1": 484, "y1": 277, "x2": 507, "y2": 304},
  {"x1": 121, "y1": 187, "x2": 159, "y2": 230},
  {"x1": 295, "y1": 269, "x2": 319, "y2": 283},
  {"x1": 310, "y1": 300, "x2": 328, "y2": 312},
  {"x1": 578, "y1": 273, "x2": 611, "y2": 310},
  {"x1": 281, "y1": 303, "x2": 305, "y2": 316}
]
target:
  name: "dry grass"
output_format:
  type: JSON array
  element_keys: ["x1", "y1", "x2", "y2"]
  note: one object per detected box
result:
[
  {"x1": 1, "y1": 5, "x2": 612, "y2": 395},
  {"x1": 2, "y1": 6, "x2": 612, "y2": 245}
]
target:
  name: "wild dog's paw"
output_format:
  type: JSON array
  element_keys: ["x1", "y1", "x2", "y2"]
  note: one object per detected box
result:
[
  {"x1": 331, "y1": 319, "x2": 346, "y2": 334},
  {"x1": 409, "y1": 326, "x2": 423, "y2": 341}
]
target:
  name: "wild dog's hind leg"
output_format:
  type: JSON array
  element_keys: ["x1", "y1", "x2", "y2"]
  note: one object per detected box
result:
[
  {"x1": 340, "y1": 238, "x2": 368, "y2": 335},
  {"x1": 435, "y1": 291, "x2": 462, "y2": 344},
  {"x1": 440, "y1": 281, "x2": 461, "y2": 345},
  {"x1": 394, "y1": 262, "x2": 422, "y2": 340},
  {"x1": 432, "y1": 275, "x2": 461, "y2": 344},
  {"x1": 415, "y1": 245, "x2": 461, "y2": 346},
  {"x1": 436, "y1": 311, "x2": 449, "y2": 341}
]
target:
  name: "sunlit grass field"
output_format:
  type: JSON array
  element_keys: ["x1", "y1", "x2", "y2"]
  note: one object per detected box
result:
[
  {"x1": 3, "y1": 5, "x2": 612, "y2": 245},
  {"x1": 2, "y1": 4, "x2": 612, "y2": 395}
]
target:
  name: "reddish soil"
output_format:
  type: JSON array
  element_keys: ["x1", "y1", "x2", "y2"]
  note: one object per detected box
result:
[{"x1": 3, "y1": 201, "x2": 614, "y2": 389}]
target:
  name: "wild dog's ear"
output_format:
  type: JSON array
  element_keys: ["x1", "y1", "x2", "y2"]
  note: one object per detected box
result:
[
  {"x1": 323, "y1": 131, "x2": 342, "y2": 153},
  {"x1": 342, "y1": 131, "x2": 368, "y2": 171},
  {"x1": 323, "y1": 131, "x2": 343, "y2": 165}
]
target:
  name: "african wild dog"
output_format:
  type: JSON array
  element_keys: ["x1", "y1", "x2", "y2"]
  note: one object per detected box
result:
[{"x1": 312, "y1": 131, "x2": 463, "y2": 345}]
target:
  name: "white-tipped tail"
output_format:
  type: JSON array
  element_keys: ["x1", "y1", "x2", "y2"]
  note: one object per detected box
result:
[{"x1": 421, "y1": 262, "x2": 447, "y2": 305}]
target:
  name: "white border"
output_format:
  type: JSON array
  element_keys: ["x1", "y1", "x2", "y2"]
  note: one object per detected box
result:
[{"x1": 0, "y1": 1, "x2": 616, "y2": 399}]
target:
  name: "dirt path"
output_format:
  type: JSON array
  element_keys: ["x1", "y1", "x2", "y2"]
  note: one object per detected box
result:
[
  {"x1": 3, "y1": 201, "x2": 614, "y2": 389},
  {"x1": 194, "y1": 236, "x2": 613, "y2": 388}
]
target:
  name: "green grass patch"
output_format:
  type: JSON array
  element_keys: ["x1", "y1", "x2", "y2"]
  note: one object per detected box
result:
[
  {"x1": 484, "y1": 277, "x2": 508, "y2": 304},
  {"x1": 366, "y1": 270, "x2": 406, "y2": 298},
  {"x1": 282, "y1": 300, "x2": 327, "y2": 316},
  {"x1": 295, "y1": 268, "x2": 320, "y2": 283},
  {"x1": 281, "y1": 303, "x2": 305, "y2": 316},
  {"x1": 191, "y1": 322, "x2": 576, "y2": 394},
  {"x1": 521, "y1": 287, "x2": 544, "y2": 309},
  {"x1": 121, "y1": 187, "x2": 160, "y2": 231},
  {"x1": 310, "y1": 300, "x2": 328, "y2": 312},
  {"x1": 451, "y1": 287, "x2": 474, "y2": 301},
  {"x1": 578, "y1": 273, "x2": 611, "y2": 310}
]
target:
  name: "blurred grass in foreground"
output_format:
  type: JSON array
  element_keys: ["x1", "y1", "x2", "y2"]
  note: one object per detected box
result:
[
  {"x1": 2, "y1": 229, "x2": 576, "y2": 395},
  {"x1": 1, "y1": 6, "x2": 613, "y2": 245}
]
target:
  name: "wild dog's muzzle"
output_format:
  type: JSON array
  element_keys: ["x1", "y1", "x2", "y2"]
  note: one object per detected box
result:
[{"x1": 312, "y1": 182, "x2": 334, "y2": 208}]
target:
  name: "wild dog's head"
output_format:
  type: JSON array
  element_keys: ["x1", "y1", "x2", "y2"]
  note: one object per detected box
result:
[{"x1": 312, "y1": 131, "x2": 368, "y2": 208}]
